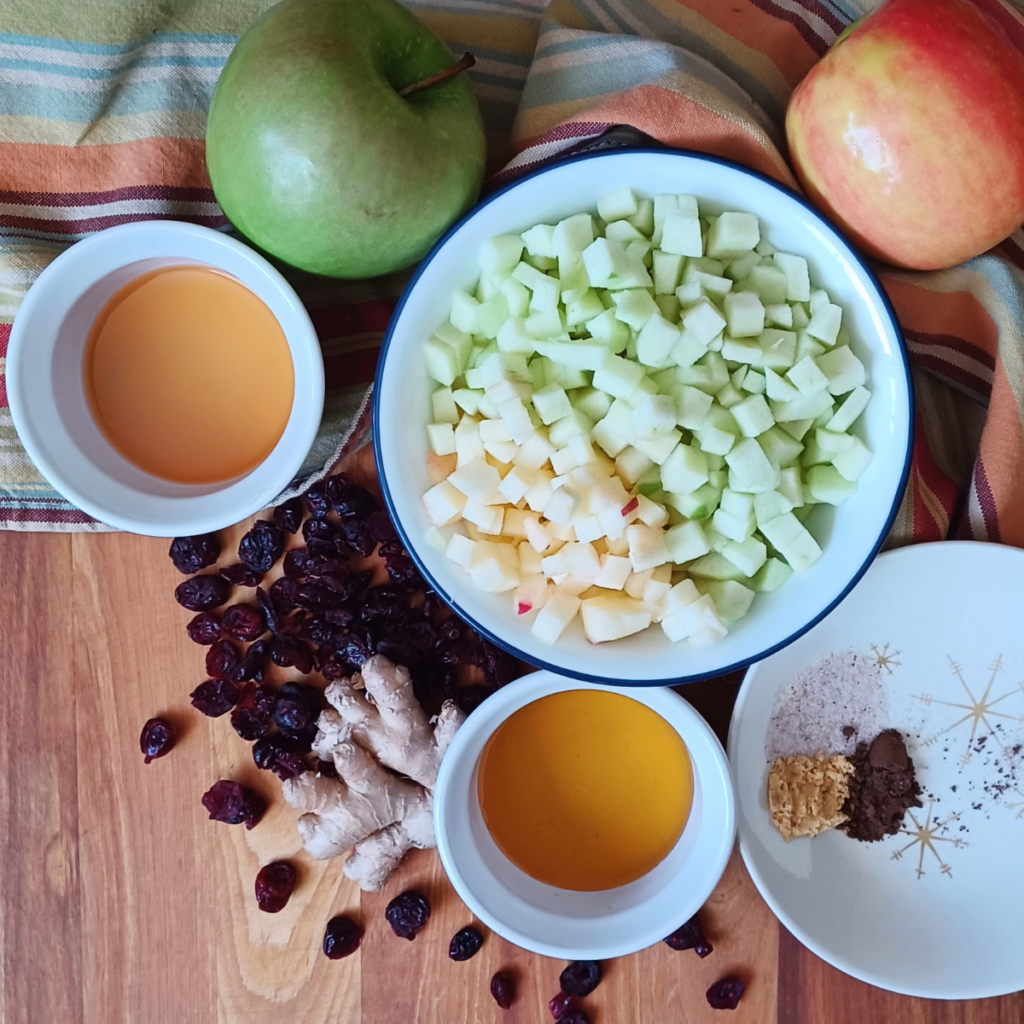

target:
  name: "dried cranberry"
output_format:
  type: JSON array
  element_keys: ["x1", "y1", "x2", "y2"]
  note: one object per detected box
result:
[
  {"x1": 448, "y1": 926, "x2": 484, "y2": 961},
  {"x1": 190, "y1": 679, "x2": 241, "y2": 717},
  {"x1": 706, "y1": 977, "x2": 745, "y2": 1010},
  {"x1": 337, "y1": 570, "x2": 372, "y2": 604},
  {"x1": 385, "y1": 554, "x2": 420, "y2": 585},
  {"x1": 561, "y1": 1013, "x2": 590, "y2": 1024},
  {"x1": 307, "y1": 535, "x2": 343, "y2": 560},
  {"x1": 330, "y1": 482, "x2": 376, "y2": 518},
  {"x1": 490, "y1": 972, "x2": 515, "y2": 1010},
  {"x1": 230, "y1": 707, "x2": 270, "y2": 741},
  {"x1": 480, "y1": 640, "x2": 518, "y2": 688},
  {"x1": 304, "y1": 617, "x2": 337, "y2": 646},
  {"x1": 368, "y1": 510, "x2": 396, "y2": 543},
  {"x1": 339, "y1": 516, "x2": 375, "y2": 557},
  {"x1": 283, "y1": 549, "x2": 310, "y2": 579},
  {"x1": 268, "y1": 577, "x2": 299, "y2": 617},
  {"x1": 306, "y1": 555, "x2": 349, "y2": 580},
  {"x1": 205, "y1": 639, "x2": 241, "y2": 680},
  {"x1": 316, "y1": 757, "x2": 338, "y2": 778},
  {"x1": 548, "y1": 993, "x2": 575, "y2": 1020},
  {"x1": 252, "y1": 684, "x2": 277, "y2": 718},
  {"x1": 231, "y1": 638, "x2": 268, "y2": 683},
  {"x1": 374, "y1": 633, "x2": 418, "y2": 664},
  {"x1": 323, "y1": 915, "x2": 362, "y2": 959},
  {"x1": 664, "y1": 912, "x2": 713, "y2": 957},
  {"x1": 560, "y1": 961, "x2": 601, "y2": 998},
  {"x1": 169, "y1": 533, "x2": 221, "y2": 574},
  {"x1": 221, "y1": 603, "x2": 266, "y2": 642},
  {"x1": 219, "y1": 562, "x2": 264, "y2": 587},
  {"x1": 175, "y1": 574, "x2": 230, "y2": 612},
  {"x1": 322, "y1": 660, "x2": 347, "y2": 681},
  {"x1": 304, "y1": 481, "x2": 330, "y2": 518},
  {"x1": 238, "y1": 520, "x2": 284, "y2": 573},
  {"x1": 254, "y1": 861, "x2": 296, "y2": 913},
  {"x1": 186, "y1": 612, "x2": 221, "y2": 645},
  {"x1": 269, "y1": 635, "x2": 313, "y2": 674},
  {"x1": 252, "y1": 736, "x2": 308, "y2": 780},
  {"x1": 139, "y1": 717, "x2": 176, "y2": 763},
  {"x1": 334, "y1": 632, "x2": 372, "y2": 669},
  {"x1": 456, "y1": 685, "x2": 493, "y2": 715},
  {"x1": 295, "y1": 583, "x2": 342, "y2": 610},
  {"x1": 273, "y1": 497, "x2": 304, "y2": 535},
  {"x1": 201, "y1": 780, "x2": 265, "y2": 829},
  {"x1": 302, "y1": 517, "x2": 337, "y2": 544},
  {"x1": 378, "y1": 538, "x2": 404, "y2": 559},
  {"x1": 273, "y1": 682, "x2": 320, "y2": 735},
  {"x1": 385, "y1": 890, "x2": 430, "y2": 940}
]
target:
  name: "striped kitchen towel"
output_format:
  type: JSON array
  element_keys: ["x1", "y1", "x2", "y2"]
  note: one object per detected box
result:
[{"x1": 1, "y1": 0, "x2": 1022, "y2": 545}]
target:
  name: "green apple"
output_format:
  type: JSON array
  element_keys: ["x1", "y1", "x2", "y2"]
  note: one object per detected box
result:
[{"x1": 206, "y1": 0, "x2": 486, "y2": 279}]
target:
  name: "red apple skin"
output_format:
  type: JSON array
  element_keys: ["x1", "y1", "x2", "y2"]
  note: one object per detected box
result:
[{"x1": 786, "y1": 0, "x2": 1024, "y2": 270}]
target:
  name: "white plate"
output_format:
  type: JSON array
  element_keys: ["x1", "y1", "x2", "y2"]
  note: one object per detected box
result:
[
  {"x1": 374, "y1": 149, "x2": 912, "y2": 684},
  {"x1": 729, "y1": 542, "x2": 1024, "y2": 999}
]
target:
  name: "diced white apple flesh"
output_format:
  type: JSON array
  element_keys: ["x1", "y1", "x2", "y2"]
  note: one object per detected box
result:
[{"x1": 420, "y1": 195, "x2": 870, "y2": 649}]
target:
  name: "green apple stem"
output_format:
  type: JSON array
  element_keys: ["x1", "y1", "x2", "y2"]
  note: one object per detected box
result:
[{"x1": 398, "y1": 52, "x2": 476, "y2": 98}]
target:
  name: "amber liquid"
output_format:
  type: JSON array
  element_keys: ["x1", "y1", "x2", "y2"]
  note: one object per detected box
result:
[
  {"x1": 83, "y1": 265, "x2": 294, "y2": 484},
  {"x1": 477, "y1": 690, "x2": 693, "y2": 891}
]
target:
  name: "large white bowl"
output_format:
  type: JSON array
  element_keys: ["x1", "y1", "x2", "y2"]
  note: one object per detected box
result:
[
  {"x1": 374, "y1": 149, "x2": 912, "y2": 684},
  {"x1": 6, "y1": 221, "x2": 324, "y2": 536},
  {"x1": 433, "y1": 671, "x2": 735, "y2": 959}
]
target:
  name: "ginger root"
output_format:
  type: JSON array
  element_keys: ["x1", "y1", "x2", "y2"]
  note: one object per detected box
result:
[{"x1": 282, "y1": 655, "x2": 464, "y2": 891}]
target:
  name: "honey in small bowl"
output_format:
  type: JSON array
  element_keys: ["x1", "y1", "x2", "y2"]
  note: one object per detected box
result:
[
  {"x1": 82, "y1": 264, "x2": 294, "y2": 484},
  {"x1": 477, "y1": 689, "x2": 693, "y2": 891}
]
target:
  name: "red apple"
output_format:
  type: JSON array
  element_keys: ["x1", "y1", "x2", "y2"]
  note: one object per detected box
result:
[{"x1": 786, "y1": 0, "x2": 1024, "y2": 270}]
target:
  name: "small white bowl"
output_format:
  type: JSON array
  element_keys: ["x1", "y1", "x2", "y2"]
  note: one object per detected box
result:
[
  {"x1": 433, "y1": 670, "x2": 736, "y2": 959},
  {"x1": 375, "y1": 148, "x2": 912, "y2": 684},
  {"x1": 6, "y1": 221, "x2": 324, "y2": 536}
]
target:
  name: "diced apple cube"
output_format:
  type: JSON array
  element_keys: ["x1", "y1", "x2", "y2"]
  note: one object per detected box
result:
[
  {"x1": 660, "y1": 211, "x2": 703, "y2": 257},
  {"x1": 633, "y1": 430, "x2": 682, "y2": 465},
  {"x1": 832, "y1": 436, "x2": 872, "y2": 481},
  {"x1": 445, "y1": 532, "x2": 475, "y2": 568},
  {"x1": 424, "y1": 335, "x2": 464, "y2": 387},
  {"x1": 635, "y1": 494, "x2": 669, "y2": 528},
  {"x1": 470, "y1": 554, "x2": 520, "y2": 593},
  {"x1": 653, "y1": 251, "x2": 684, "y2": 295},
  {"x1": 724, "y1": 291, "x2": 766, "y2": 338},
  {"x1": 594, "y1": 553, "x2": 633, "y2": 590},
  {"x1": 565, "y1": 290, "x2": 605, "y2": 327},
  {"x1": 682, "y1": 296, "x2": 727, "y2": 346},
  {"x1": 423, "y1": 480, "x2": 467, "y2": 526},
  {"x1": 612, "y1": 288, "x2": 659, "y2": 331},
  {"x1": 673, "y1": 386, "x2": 712, "y2": 432},
  {"x1": 751, "y1": 556, "x2": 792, "y2": 592},
  {"x1": 786, "y1": 355, "x2": 830, "y2": 397},
  {"x1": 701, "y1": 580, "x2": 755, "y2": 622},
  {"x1": 581, "y1": 594, "x2": 651, "y2": 643},
  {"x1": 670, "y1": 330, "x2": 710, "y2": 369},
  {"x1": 772, "y1": 251, "x2": 811, "y2": 302},
  {"x1": 722, "y1": 535, "x2": 767, "y2": 577},
  {"x1": 501, "y1": 277, "x2": 530, "y2": 318},
  {"x1": 452, "y1": 389, "x2": 483, "y2": 416},
  {"x1": 550, "y1": 446, "x2": 579, "y2": 477},
  {"x1": 764, "y1": 366, "x2": 799, "y2": 402},
  {"x1": 778, "y1": 466, "x2": 805, "y2": 509},
  {"x1": 806, "y1": 302, "x2": 842, "y2": 346},
  {"x1": 748, "y1": 264, "x2": 788, "y2": 304},
  {"x1": 624, "y1": 568, "x2": 654, "y2": 599},
  {"x1": 753, "y1": 489, "x2": 793, "y2": 526},
  {"x1": 636, "y1": 313, "x2": 681, "y2": 368},
  {"x1": 765, "y1": 303, "x2": 793, "y2": 328},
  {"x1": 661, "y1": 594, "x2": 722, "y2": 642},
  {"x1": 518, "y1": 542, "x2": 544, "y2": 576},
  {"x1": 495, "y1": 317, "x2": 535, "y2": 355},
  {"x1": 759, "y1": 328, "x2": 797, "y2": 370},
  {"x1": 426, "y1": 422, "x2": 457, "y2": 456},
  {"x1": 450, "y1": 288, "x2": 481, "y2": 334},
  {"x1": 586, "y1": 308, "x2": 631, "y2": 352},
  {"x1": 631, "y1": 392, "x2": 676, "y2": 439},
  {"x1": 513, "y1": 430, "x2": 556, "y2": 471},
  {"x1": 759, "y1": 512, "x2": 822, "y2": 572},
  {"x1": 545, "y1": 485, "x2": 580, "y2": 524},
  {"x1": 563, "y1": 541, "x2": 603, "y2": 581},
  {"x1": 611, "y1": 447, "x2": 652, "y2": 488},
  {"x1": 826, "y1": 386, "x2": 871, "y2": 432},
  {"x1": 816, "y1": 346, "x2": 866, "y2": 395},
  {"x1": 707, "y1": 211, "x2": 759, "y2": 256},
  {"x1": 725, "y1": 438, "x2": 781, "y2": 493},
  {"x1": 502, "y1": 508, "x2": 531, "y2": 540},
  {"x1": 796, "y1": 332, "x2": 826, "y2": 362},
  {"x1": 449, "y1": 459, "x2": 502, "y2": 504},
  {"x1": 432, "y1": 388, "x2": 459, "y2": 425},
  {"x1": 626, "y1": 523, "x2": 669, "y2": 571},
  {"x1": 462, "y1": 499, "x2": 505, "y2": 535},
  {"x1": 524, "y1": 473, "x2": 554, "y2": 513},
  {"x1": 770, "y1": 389, "x2": 834, "y2": 423},
  {"x1": 807, "y1": 464, "x2": 857, "y2": 504},
  {"x1": 730, "y1": 394, "x2": 775, "y2": 437},
  {"x1": 597, "y1": 186, "x2": 639, "y2": 222},
  {"x1": 531, "y1": 592, "x2": 581, "y2": 644},
  {"x1": 552, "y1": 213, "x2": 594, "y2": 258},
  {"x1": 513, "y1": 575, "x2": 550, "y2": 617},
  {"x1": 665, "y1": 521, "x2": 711, "y2": 564},
  {"x1": 662, "y1": 442, "x2": 710, "y2": 494},
  {"x1": 687, "y1": 552, "x2": 744, "y2": 580},
  {"x1": 520, "y1": 223, "x2": 555, "y2": 258}
]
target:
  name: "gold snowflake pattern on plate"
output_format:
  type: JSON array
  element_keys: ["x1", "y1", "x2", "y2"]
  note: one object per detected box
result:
[
  {"x1": 914, "y1": 656, "x2": 1024, "y2": 768},
  {"x1": 870, "y1": 642, "x2": 902, "y2": 675},
  {"x1": 891, "y1": 799, "x2": 967, "y2": 879}
]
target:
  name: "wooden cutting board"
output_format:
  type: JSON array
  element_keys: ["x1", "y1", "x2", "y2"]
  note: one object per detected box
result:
[{"x1": 1, "y1": 445, "x2": 1020, "y2": 1024}]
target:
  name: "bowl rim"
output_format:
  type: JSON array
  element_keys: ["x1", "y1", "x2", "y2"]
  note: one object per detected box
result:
[
  {"x1": 373, "y1": 146, "x2": 915, "y2": 686},
  {"x1": 5, "y1": 220, "x2": 325, "y2": 536},
  {"x1": 433, "y1": 669, "x2": 737, "y2": 959}
]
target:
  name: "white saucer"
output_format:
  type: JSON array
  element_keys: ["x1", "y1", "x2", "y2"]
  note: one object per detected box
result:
[{"x1": 729, "y1": 542, "x2": 1024, "y2": 999}]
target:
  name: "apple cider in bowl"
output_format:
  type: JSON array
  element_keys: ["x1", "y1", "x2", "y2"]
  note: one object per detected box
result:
[
  {"x1": 83, "y1": 264, "x2": 294, "y2": 484},
  {"x1": 477, "y1": 689, "x2": 693, "y2": 890}
]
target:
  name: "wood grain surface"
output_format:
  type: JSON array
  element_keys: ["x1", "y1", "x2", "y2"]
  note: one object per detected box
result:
[{"x1": 1, "y1": 446, "x2": 1020, "y2": 1024}]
